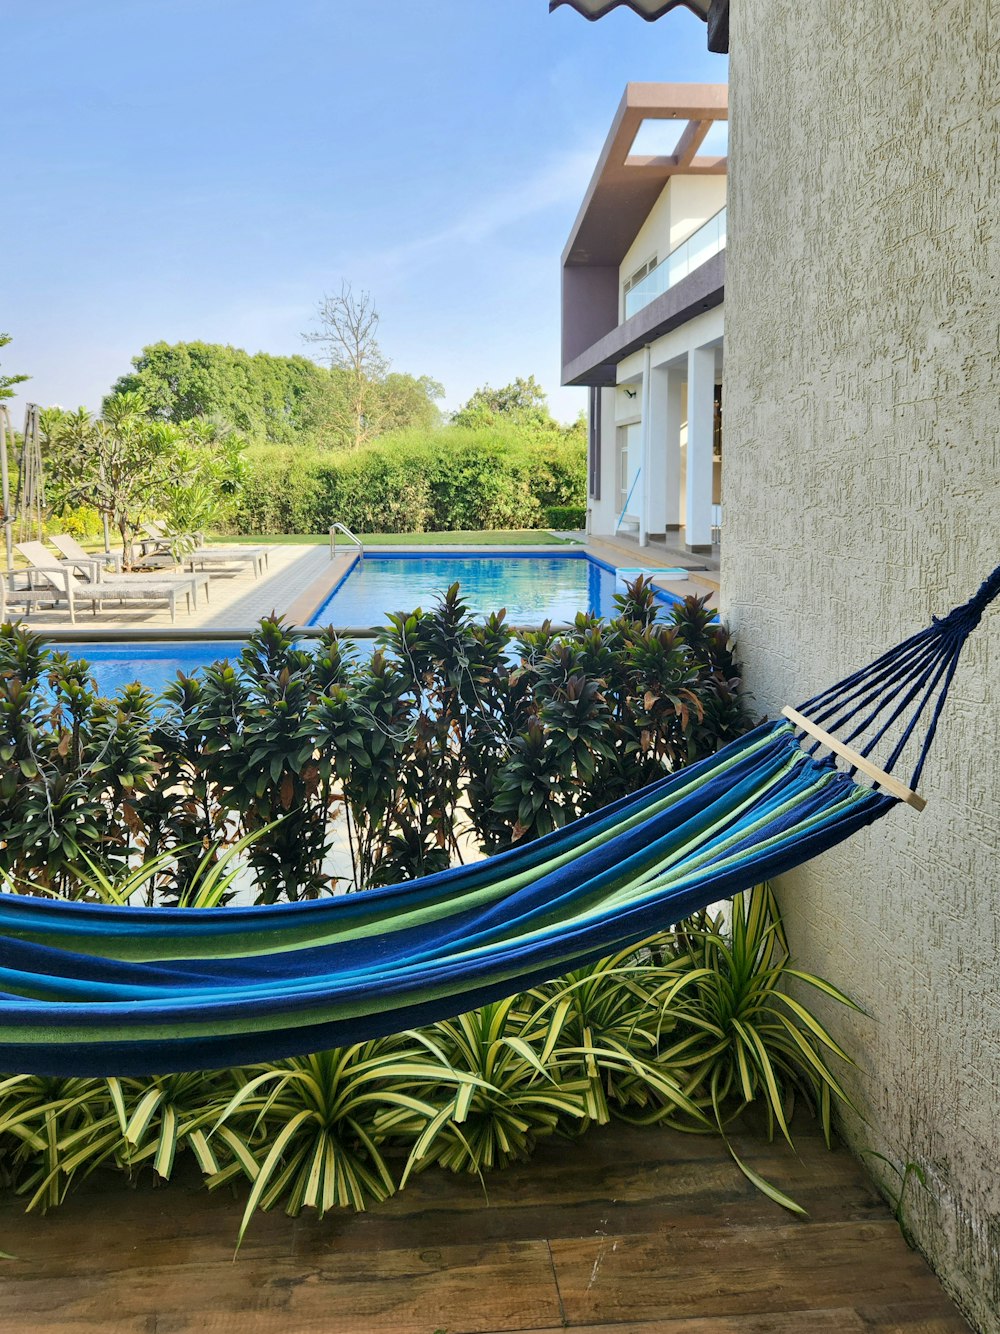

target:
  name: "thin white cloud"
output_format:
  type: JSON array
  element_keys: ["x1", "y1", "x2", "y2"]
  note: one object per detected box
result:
[{"x1": 355, "y1": 144, "x2": 601, "y2": 277}]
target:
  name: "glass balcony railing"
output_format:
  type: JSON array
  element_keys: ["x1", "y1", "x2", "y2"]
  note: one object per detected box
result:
[{"x1": 623, "y1": 206, "x2": 726, "y2": 321}]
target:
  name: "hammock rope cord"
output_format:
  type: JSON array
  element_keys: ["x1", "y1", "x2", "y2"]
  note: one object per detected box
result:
[{"x1": 0, "y1": 565, "x2": 996, "y2": 1076}]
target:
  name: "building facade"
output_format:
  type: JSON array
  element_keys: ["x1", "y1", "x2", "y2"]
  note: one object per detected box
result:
[{"x1": 561, "y1": 84, "x2": 727, "y2": 551}]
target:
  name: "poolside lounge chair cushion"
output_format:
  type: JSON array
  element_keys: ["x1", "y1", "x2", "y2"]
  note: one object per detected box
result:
[
  {"x1": 47, "y1": 536, "x2": 210, "y2": 609},
  {"x1": 15, "y1": 542, "x2": 197, "y2": 622}
]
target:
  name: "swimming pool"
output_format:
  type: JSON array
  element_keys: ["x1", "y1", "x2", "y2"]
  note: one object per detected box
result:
[
  {"x1": 310, "y1": 552, "x2": 679, "y2": 626},
  {"x1": 55, "y1": 553, "x2": 685, "y2": 696}
]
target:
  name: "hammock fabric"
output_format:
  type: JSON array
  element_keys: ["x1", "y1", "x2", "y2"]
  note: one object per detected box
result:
[{"x1": 0, "y1": 566, "x2": 996, "y2": 1076}]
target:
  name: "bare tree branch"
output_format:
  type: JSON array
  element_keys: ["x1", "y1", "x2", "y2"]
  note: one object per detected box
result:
[{"x1": 303, "y1": 282, "x2": 388, "y2": 448}]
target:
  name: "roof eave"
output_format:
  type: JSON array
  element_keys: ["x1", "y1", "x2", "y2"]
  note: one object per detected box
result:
[{"x1": 548, "y1": 0, "x2": 729, "y2": 53}]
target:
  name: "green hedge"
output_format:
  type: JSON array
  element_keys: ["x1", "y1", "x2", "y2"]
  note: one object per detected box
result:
[
  {"x1": 222, "y1": 426, "x2": 586, "y2": 535},
  {"x1": 544, "y1": 505, "x2": 586, "y2": 529}
]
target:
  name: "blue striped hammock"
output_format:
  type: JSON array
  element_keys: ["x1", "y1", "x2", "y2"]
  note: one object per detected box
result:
[{"x1": 0, "y1": 567, "x2": 995, "y2": 1076}]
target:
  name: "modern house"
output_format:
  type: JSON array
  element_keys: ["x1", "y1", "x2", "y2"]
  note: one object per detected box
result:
[
  {"x1": 554, "y1": 3, "x2": 998, "y2": 1331},
  {"x1": 561, "y1": 83, "x2": 727, "y2": 551}
]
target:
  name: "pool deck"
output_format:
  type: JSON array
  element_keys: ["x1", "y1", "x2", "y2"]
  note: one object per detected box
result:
[
  {"x1": 16, "y1": 544, "x2": 335, "y2": 635},
  {"x1": 11, "y1": 539, "x2": 717, "y2": 637}
]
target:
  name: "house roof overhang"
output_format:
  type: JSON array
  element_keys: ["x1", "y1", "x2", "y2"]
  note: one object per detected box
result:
[
  {"x1": 548, "y1": 0, "x2": 729, "y2": 53},
  {"x1": 561, "y1": 82, "x2": 727, "y2": 270}
]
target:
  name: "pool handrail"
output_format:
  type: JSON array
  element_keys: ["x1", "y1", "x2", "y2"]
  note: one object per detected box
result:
[{"x1": 329, "y1": 523, "x2": 364, "y2": 560}]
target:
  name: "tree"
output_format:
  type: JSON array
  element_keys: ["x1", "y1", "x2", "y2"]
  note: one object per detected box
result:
[
  {"x1": 160, "y1": 416, "x2": 248, "y2": 541},
  {"x1": 108, "y1": 342, "x2": 328, "y2": 444},
  {"x1": 374, "y1": 373, "x2": 445, "y2": 435},
  {"x1": 0, "y1": 332, "x2": 29, "y2": 402},
  {"x1": 45, "y1": 393, "x2": 242, "y2": 568},
  {"x1": 302, "y1": 282, "x2": 388, "y2": 449},
  {"x1": 451, "y1": 376, "x2": 555, "y2": 432}
]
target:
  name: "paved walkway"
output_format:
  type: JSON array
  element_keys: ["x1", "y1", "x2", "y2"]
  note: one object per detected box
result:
[
  {"x1": 16, "y1": 544, "x2": 334, "y2": 635},
  {"x1": 587, "y1": 535, "x2": 720, "y2": 610}
]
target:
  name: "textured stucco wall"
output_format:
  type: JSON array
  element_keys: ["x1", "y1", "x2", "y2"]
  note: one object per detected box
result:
[{"x1": 723, "y1": 2, "x2": 999, "y2": 1329}]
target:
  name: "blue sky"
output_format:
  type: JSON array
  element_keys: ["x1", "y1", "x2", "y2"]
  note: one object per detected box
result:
[{"x1": 2, "y1": 0, "x2": 726, "y2": 425}]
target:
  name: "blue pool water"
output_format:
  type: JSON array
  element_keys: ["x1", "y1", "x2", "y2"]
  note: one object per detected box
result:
[
  {"x1": 55, "y1": 554, "x2": 683, "y2": 696},
  {"x1": 311, "y1": 554, "x2": 634, "y2": 626},
  {"x1": 60, "y1": 640, "x2": 250, "y2": 699}
]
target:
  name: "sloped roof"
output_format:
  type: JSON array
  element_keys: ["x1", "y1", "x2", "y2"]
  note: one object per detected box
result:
[
  {"x1": 548, "y1": 0, "x2": 728, "y2": 52},
  {"x1": 549, "y1": 1, "x2": 709, "y2": 18},
  {"x1": 563, "y1": 82, "x2": 727, "y2": 267}
]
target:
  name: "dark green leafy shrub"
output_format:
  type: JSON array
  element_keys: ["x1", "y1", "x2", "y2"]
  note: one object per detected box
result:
[
  {"x1": 0, "y1": 584, "x2": 752, "y2": 899},
  {"x1": 544, "y1": 505, "x2": 586, "y2": 529}
]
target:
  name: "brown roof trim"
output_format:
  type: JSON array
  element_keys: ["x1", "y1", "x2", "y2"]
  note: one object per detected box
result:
[{"x1": 562, "y1": 251, "x2": 724, "y2": 387}]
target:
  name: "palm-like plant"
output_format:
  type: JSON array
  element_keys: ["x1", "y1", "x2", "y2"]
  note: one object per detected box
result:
[
  {"x1": 526, "y1": 947, "x2": 711, "y2": 1130},
  {"x1": 210, "y1": 1040, "x2": 477, "y2": 1248},
  {"x1": 396, "y1": 998, "x2": 589, "y2": 1181},
  {"x1": 0, "y1": 1074, "x2": 113, "y2": 1212},
  {"x1": 647, "y1": 884, "x2": 861, "y2": 1212}
]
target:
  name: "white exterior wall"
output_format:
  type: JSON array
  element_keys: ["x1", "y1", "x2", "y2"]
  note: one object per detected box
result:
[
  {"x1": 619, "y1": 175, "x2": 727, "y2": 317},
  {"x1": 724, "y1": 3, "x2": 999, "y2": 1329},
  {"x1": 586, "y1": 306, "x2": 723, "y2": 542},
  {"x1": 666, "y1": 175, "x2": 727, "y2": 251}
]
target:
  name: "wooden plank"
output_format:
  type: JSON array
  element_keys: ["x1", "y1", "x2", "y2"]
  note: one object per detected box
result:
[
  {"x1": 0, "y1": 1241, "x2": 562, "y2": 1334},
  {"x1": 781, "y1": 706, "x2": 927, "y2": 810},
  {"x1": 0, "y1": 1123, "x2": 967, "y2": 1334},
  {"x1": 513, "y1": 1315, "x2": 867, "y2": 1334},
  {"x1": 550, "y1": 1224, "x2": 961, "y2": 1326},
  {"x1": 0, "y1": 1129, "x2": 883, "y2": 1268},
  {"x1": 853, "y1": 1303, "x2": 972, "y2": 1332},
  {"x1": 511, "y1": 1306, "x2": 970, "y2": 1334}
]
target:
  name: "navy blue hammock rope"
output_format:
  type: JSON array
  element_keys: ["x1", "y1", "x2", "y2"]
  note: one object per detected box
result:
[{"x1": 0, "y1": 565, "x2": 996, "y2": 1076}]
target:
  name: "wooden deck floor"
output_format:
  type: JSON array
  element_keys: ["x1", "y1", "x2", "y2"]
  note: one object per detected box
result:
[{"x1": 0, "y1": 1121, "x2": 969, "y2": 1334}]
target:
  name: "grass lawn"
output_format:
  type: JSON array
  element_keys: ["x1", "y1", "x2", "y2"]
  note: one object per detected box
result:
[{"x1": 207, "y1": 529, "x2": 582, "y2": 546}]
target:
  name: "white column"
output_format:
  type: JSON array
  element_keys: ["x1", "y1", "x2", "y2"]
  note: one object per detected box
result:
[
  {"x1": 685, "y1": 345, "x2": 715, "y2": 551},
  {"x1": 664, "y1": 369, "x2": 684, "y2": 531},
  {"x1": 638, "y1": 346, "x2": 652, "y2": 547},
  {"x1": 644, "y1": 366, "x2": 670, "y2": 537}
]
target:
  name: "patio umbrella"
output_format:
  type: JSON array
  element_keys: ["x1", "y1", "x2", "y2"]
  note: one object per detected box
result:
[
  {"x1": 0, "y1": 403, "x2": 14, "y2": 570},
  {"x1": 15, "y1": 401, "x2": 45, "y2": 546}
]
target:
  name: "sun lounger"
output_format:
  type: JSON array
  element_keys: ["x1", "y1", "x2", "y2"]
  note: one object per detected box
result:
[
  {"x1": 15, "y1": 543, "x2": 197, "y2": 623},
  {"x1": 48, "y1": 535, "x2": 211, "y2": 609},
  {"x1": 1, "y1": 570, "x2": 47, "y2": 620},
  {"x1": 140, "y1": 522, "x2": 269, "y2": 579}
]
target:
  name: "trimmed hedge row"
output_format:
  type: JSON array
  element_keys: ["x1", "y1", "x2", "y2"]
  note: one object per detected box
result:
[
  {"x1": 221, "y1": 427, "x2": 586, "y2": 535},
  {"x1": 544, "y1": 505, "x2": 586, "y2": 529}
]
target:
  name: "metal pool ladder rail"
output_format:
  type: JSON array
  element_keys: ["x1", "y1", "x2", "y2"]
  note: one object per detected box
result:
[{"x1": 329, "y1": 523, "x2": 364, "y2": 560}]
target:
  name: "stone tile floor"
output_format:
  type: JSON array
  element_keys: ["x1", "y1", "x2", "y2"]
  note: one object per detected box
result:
[{"x1": 14, "y1": 544, "x2": 333, "y2": 633}]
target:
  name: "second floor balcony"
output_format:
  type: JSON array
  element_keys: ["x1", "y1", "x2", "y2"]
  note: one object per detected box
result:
[{"x1": 624, "y1": 206, "x2": 727, "y2": 321}]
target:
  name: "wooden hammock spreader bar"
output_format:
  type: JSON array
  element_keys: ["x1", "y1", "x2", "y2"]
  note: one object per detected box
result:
[{"x1": 781, "y1": 706, "x2": 926, "y2": 812}]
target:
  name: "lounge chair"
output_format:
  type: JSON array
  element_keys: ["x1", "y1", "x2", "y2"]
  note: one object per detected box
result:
[
  {"x1": 48, "y1": 535, "x2": 211, "y2": 610},
  {"x1": 15, "y1": 543, "x2": 197, "y2": 624},
  {"x1": 140, "y1": 522, "x2": 269, "y2": 579},
  {"x1": 1, "y1": 570, "x2": 47, "y2": 620}
]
